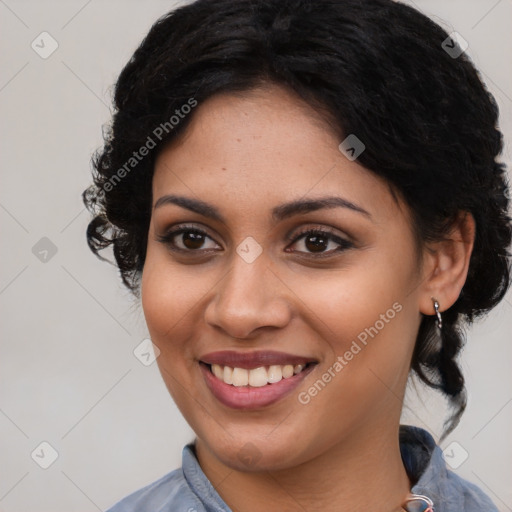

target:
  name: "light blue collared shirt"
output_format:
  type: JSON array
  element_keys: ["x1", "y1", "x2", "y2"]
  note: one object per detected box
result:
[{"x1": 106, "y1": 425, "x2": 498, "y2": 511}]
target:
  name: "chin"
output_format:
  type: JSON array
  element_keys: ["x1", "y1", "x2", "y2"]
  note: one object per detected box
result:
[
  {"x1": 200, "y1": 425, "x2": 316, "y2": 473},
  {"x1": 216, "y1": 443, "x2": 298, "y2": 472}
]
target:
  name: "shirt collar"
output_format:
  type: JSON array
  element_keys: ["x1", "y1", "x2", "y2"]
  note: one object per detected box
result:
[{"x1": 180, "y1": 425, "x2": 482, "y2": 511}]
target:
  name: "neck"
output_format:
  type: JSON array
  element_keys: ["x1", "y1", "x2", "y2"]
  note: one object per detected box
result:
[{"x1": 194, "y1": 422, "x2": 412, "y2": 512}]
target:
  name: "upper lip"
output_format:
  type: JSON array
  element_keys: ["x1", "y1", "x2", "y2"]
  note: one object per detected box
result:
[{"x1": 200, "y1": 350, "x2": 318, "y2": 369}]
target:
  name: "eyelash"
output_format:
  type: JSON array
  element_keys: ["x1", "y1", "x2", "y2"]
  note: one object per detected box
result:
[{"x1": 156, "y1": 223, "x2": 354, "y2": 258}]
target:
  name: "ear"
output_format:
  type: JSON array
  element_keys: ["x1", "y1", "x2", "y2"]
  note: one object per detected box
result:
[{"x1": 418, "y1": 211, "x2": 476, "y2": 316}]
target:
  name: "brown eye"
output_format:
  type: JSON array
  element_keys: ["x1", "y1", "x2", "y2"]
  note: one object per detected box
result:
[
  {"x1": 157, "y1": 226, "x2": 221, "y2": 253},
  {"x1": 288, "y1": 228, "x2": 353, "y2": 256},
  {"x1": 304, "y1": 233, "x2": 329, "y2": 252},
  {"x1": 181, "y1": 231, "x2": 206, "y2": 250}
]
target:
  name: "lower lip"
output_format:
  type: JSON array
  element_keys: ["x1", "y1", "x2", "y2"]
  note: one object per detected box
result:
[{"x1": 200, "y1": 363, "x2": 316, "y2": 410}]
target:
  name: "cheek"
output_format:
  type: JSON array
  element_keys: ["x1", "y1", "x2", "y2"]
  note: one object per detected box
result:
[
  {"x1": 141, "y1": 249, "x2": 207, "y2": 339},
  {"x1": 141, "y1": 258, "x2": 201, "y2": 408},
  {"x1": 140, "y1": 255, "x2": 201, "y2": 391},
  {"x1": 286, "y1": 262, "x2": 407, "y2": 346},
  {"x1": 291, "y1": 249, "x2": 418, "y2": 385}
]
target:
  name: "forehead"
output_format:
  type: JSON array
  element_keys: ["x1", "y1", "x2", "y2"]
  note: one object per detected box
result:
[{"x1": 152, "y1": 86, "x2": 402, "y2": 224}]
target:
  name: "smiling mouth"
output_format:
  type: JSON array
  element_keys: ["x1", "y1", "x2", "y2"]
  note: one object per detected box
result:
[{"x1": 201, "y1": 362, "x2": 316, "y2": 387}]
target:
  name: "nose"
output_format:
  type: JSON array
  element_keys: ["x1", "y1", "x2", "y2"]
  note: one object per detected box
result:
[{"x1": 204, "y1": 252, "x2": 292, "y2": 339}]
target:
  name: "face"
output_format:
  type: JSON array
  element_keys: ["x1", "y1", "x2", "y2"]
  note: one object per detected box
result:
[{"x1": 141, "y1": 85, "x2": 426, "y2": 472}]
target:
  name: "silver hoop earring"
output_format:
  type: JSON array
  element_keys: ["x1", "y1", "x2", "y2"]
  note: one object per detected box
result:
[{"x1": 432, "y1": 298, "x2": 442, "y2": 330}]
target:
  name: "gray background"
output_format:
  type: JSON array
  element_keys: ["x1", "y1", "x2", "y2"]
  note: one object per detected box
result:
[{"x1": 1, "y1": 0, "x2": 511, "y2": 510}]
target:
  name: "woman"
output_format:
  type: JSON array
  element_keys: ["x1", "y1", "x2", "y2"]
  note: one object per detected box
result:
[{"x1": 83, "y1": 0, "x2": 511, "y2": 510}]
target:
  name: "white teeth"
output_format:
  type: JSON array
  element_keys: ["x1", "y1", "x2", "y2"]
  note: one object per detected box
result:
[
  {"x1": 267, "y1": 365, "x2": 282, "y2": 383},
  {"x1": 212, "y1": 364, "x2": 223, "y2": 379},
  {"x1": 282, "y1": 364, "x2": 294, "y2": 378},
  {"x1": 223, "y1": 366, "x2": 233, "y2": 385},
  {"x1": 209, "y1": 363, "x2": 309, "y2": 387},
  {"x1": 232, "y1": 367, "x2": 249, "y2": 387},
  {"x1": 248, "y1": 367, "x2": 268, "y2": 387}
]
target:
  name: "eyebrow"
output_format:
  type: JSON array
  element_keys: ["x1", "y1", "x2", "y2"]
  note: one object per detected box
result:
[{"x1": 153, "y1": 194, "x2": 371, "y2": 223}]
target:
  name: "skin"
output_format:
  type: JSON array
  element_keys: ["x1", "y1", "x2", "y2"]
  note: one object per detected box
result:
[{"x1": 141, "y1": 84, "x2": 475, "y2": 512}]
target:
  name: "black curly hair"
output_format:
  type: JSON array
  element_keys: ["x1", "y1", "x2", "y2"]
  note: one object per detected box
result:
[{"x1": 83, "y1": 0, "x2": 511, "y2": 437}]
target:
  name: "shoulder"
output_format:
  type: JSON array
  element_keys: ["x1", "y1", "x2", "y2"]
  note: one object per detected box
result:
[
  {"x1": 418, "y1": 454, "x2": 499, "y2": 512},
  {"x1": 105, "y1": 467, "x2": 203, "y2": 512},
  {"x1": 105, "y1": 443, "x2": 231, "y2": 512},
  {"x1": 402, "y1": 426, "x2": 499, "y2": 512},
  {"x1": 440, "y1": 468, "x2": 499, "y2": 511}
]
